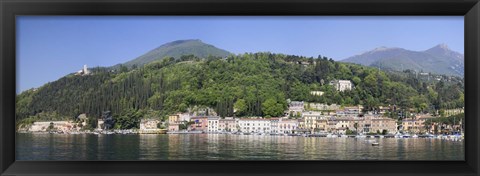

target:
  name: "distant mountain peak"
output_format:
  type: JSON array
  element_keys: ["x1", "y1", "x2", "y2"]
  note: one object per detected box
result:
[
  {"x1": 436, "y1": 43, "x2": 449, "y2": 50},
  {"x1": 162, "y1": 39, "x2": 202, "y2": 47},
  {"x1": 121, "y1": 39, "x2": 231, "y2": 67},
  {"x1": 342, "y1": 44, "x2": 464, "y2": 77},
  {"x1": 362, "y1": 46, "x2": 401, "y2": 55},
  {"x1": 426, "y1": 43, "x2": 451, "y2": 52}
]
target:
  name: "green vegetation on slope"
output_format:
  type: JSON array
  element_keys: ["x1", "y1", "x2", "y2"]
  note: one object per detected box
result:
[
  {"x1": 16, "y1": 53, "x2": 464, "y2": 128},
  {"x1": 121, "y1": 39, "x2": 231, "y2": 68}
]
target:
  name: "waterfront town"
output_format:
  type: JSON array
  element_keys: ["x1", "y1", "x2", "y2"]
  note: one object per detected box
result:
[{"x1": 20, "y1": 80, "x2": 465, "y2": 139}]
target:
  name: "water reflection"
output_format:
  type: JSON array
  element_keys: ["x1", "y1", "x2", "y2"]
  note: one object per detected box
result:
[{"x1": 16, "y1": 133, "x2": 464, "y2": 160}]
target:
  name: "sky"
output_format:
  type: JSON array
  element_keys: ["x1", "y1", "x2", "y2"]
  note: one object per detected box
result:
[{"x1": 16, "y1": 16, "x2": 464, "y2": 94}]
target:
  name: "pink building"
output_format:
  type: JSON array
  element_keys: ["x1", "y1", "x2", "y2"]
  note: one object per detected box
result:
[{"x1": 189, "y1": 117, "x2": 208, "y2": 132}]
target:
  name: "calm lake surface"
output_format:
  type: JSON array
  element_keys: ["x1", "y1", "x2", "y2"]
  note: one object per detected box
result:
[{"x1": 16, "y1": 133, "x2": 464, "y2": 160}]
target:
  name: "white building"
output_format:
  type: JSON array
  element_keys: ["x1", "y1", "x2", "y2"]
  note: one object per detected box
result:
[
  {"x1": 207, "y1": 116, "x2": 220, "y2": 132},
  {"x1": 310, "y1": 91, "x2": 324, "y2": 96},
  {"x1": 75, "y1": 64, "x2": 90, "y2": 76},
  {"x1": 238, "y1": 118, "x2": 271, "y2": 133},
  {"x1": 175, "y1": 112, "x2": 192, "y2": 122},
  {"x1": 270, "y1": 118, "x2": 280, "y2": 134},
  {"x1": 329, "y1": 80, "x2": 353, "y2": 92},
  {"x1": 278, "y1": 119, "x2": 298, "y2": 134},
  {"x1": 139, "y1": 119, "x2": 161, "y2": 134}
]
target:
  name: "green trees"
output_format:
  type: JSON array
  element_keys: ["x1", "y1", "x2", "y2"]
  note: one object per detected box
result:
[
  {"x1": 114, "y1": 109, "x2": 143, "y2": 129},
  {"x1": 15, "y1": 52, "x2": 464, "y2": 129},
  {"x1": 87, "y1": 116, "x2": 97, "y2": 130},
  {"x1": 234, "y1": 99, "x2": 247, "y2": 116},
  {"x1": 262, "y1": 98, "x2": 285, "y2": 117}
]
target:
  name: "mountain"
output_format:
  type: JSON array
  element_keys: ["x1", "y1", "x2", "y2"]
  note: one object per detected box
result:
[
  {"x1": 122, "y1": 39, "x2": 231, "y2": 67},
  {"x1": 341, "y1": 44, "x2": 464, "y2": 77}
]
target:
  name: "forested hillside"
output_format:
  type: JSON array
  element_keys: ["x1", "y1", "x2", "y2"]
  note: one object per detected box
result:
[
  {"x1": 121, "y1": 39, "x2": 231, "y2": 68},
  {"x1": 16, "y1": 52, "x2": 464, "y2": 126}
]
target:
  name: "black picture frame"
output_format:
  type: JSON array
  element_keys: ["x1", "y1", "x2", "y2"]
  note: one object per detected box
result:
[{"x1": 1, "y1": 0, "x2": 479, "y2": 175}]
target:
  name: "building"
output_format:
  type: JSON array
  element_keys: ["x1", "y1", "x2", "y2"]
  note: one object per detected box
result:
[
  {"x1": 270, "y1": 118, "x2": 279, "y2": 133},
  {"x1": 218, "y1": 117, "x2": 237, "y2": 132},
  {"x1": 178, "y1": 113, "x2": 192, "y2": 122},
  {"x1": 167, "y1": 114, "x2": 182, "y2": 132},
  {"x1": 402, "y1": 119, "x2": 418, "y2": 133},
  {"x1": 401, "y1": 115, "x2": 437, "y2": 134},
  {"x1": 139, "y1": 119, "x2": 162, "y2": 134},
  {"x1": 315, "y1": 119, "x2": 328, "y2": 132},
  {"x1": 369, "y1": 116, "x2": 397, "y2": 134},
  {"x1": 238, "y1": 118, "x2": 271, "y2": 133},
  {"x1": 189, "y1": 117, "x2": 209, "y2": 132},
  {"x1": 333, "y1": 117, "x2": 351, "y2": 134},
  {"x1": 278, "y1": 119, "x2": 298, "y2": 134},
  {"x1": 75, "y1": 65, "x2": 90, "y2": 76},
  {"x1": 378, "y1": 106, "x2": 391, "y2": 114},
  {"x1": 344, "y1": 106, "x2": 363, "y2": 116},
  {"x1": 29, "y1": 121, "x2": 74, "y2": 132},
  {"x1": 296, "y1": 119, "x2": 308, "y2": 133},
  {"x1": 310, "y1": 91, "x2": 324, "y2": 96},
  {"x1": 326, "y1": 119, "x2": 338, "y2": 133},
  {"x1": 444, "y1": 108, "x2": 464, "y2": 117},
  {"x1": 303, "y1": 111, "x2": 323, "y2": 132},
  {"x1": 329, "y1": 80, "x2": 353, "y2": 92},
  {"x1": 207, "y1": 116, "x2": 221, "y2": 132},
  {"x1": 288, "y1": 101, "x2": 304, "y2": 117},
  {"x1": 347, "y1": 118, "x2": 363, "y2": 133},
  {"x1": 306, "y1": 103, "x2": 340, "y2": 111},
  {"x1": 416, "y1": 116, "x2": 436, "y2": 133}
]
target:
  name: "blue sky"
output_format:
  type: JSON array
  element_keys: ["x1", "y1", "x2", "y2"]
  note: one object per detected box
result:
[{"x1": 17, "y1": 16, "x2": 464, "y2": 93}]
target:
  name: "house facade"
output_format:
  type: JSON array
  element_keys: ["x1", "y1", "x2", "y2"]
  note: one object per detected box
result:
[
  {"x1": 189, "y1": 117, "x2": 208, "y2": 132},
  {"x1": 278, "y1": 119, "x2": 298, "y2": 134},
  {"x1": 218, "y1": 117, "x2": 237, "y2": 132},
  {"x1": 139, "y1": 119, "x2": 162, "y2": 134},
  {"x1": 207, "y1": 116, "x2": 221, "y2": 132},
  {"x1": 238, "y1": 118, "x2": 271, "y2": 133},
  {"x1": 329, "y1": 80, "x2": 353, "y2": 92}
]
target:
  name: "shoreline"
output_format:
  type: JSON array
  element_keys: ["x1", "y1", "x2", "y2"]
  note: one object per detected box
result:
[{"x1": 16, "y1": 131, "x2": 464, "y2": 141}]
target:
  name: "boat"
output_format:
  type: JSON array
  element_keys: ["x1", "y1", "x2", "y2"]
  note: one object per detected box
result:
[
  {"x1": 412, "y1": 134, "x2": 418, "y2": 138},
  {"x1": 372, "y1": 142, "x2": 380, "y2": 146},
  {"x1": 402, "y1": 133, "x2": 411, "y2": 138},
  {"x1": 355, "y1": 134, "x2": 366, "y2": 138},
  {"x1": 394, "y1": 133, "x2": 402, "y2": 138}
]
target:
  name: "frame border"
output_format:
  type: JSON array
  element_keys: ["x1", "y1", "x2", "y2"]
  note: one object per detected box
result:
[{"x1": 1, "y1": 0, "x2": 479, "y2": 176}]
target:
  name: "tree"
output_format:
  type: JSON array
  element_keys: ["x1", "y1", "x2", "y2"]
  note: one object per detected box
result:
[
  {"x1": 87, "y1": 116, "x2": 98, "y2": 130},
  {"x1": 234, "y1": 99, "x2": 247, "y2": 116},
  {"x1": 262, "y1": 98, "x2": 284, "y2": 117},
  {"x1": 102, "y1": 111, "x2": 115, "y2": 130},
  {"x1": 352, "y1": 76, "x2": 361, "y2": 86}
]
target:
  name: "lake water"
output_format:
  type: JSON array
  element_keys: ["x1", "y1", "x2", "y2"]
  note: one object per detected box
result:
[{"x1": 16, "y1": 133, "x2": 464, "y2": 160}]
